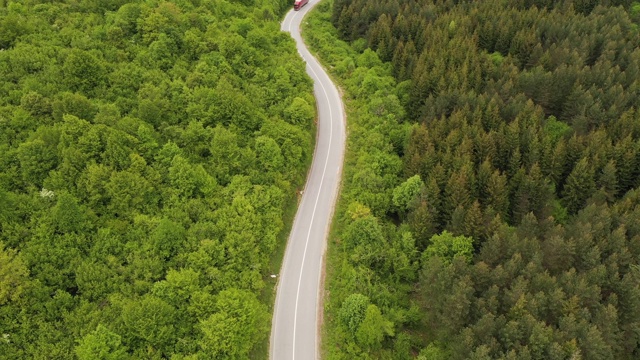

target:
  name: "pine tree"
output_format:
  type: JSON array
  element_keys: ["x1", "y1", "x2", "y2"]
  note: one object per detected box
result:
[
  {"x1": 486, "y1": 170, "x2": 510, "y2": 221},
  {"x1": 598, "y1": 160, "x2": 618, "y2": 203},
  {"x1": 445, "y1": 168, "x2": 472, "y2": 221},
  {"x1": 464, "y1": 200, "x2": 484, "y2": 243},
  {"x1": 563, "y1": 157, "x2": 596, "y2": 214},
  {"x1": 477, "y1": 159, "x2": 494, "y2": 205}
]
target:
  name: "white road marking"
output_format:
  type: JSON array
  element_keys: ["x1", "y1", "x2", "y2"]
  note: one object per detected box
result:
[
  {"x1": 288, "y1": 9, "x2": 300, "y2": 33},
  {"x1": 291, "y1": 49, "x2": 334, "y2": 360},
  {"x1": 272, "y1": 3, "x2": 345, "y2": 359}
]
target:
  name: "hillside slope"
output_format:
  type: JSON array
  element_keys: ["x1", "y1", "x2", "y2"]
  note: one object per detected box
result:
[
  {"x1": 305, "y1": 0, "x2": 640, "y2": 358},
  {"x1": 0, "y1": 0, "x2": 314, "y2": 358}
]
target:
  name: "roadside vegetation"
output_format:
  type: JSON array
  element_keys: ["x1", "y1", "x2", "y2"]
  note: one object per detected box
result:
[
  {"x1": 0, "y1": 0, "x2": 315, "y2": 358},
  {"x1": 305, "y1": 0, "x2": 640, "y2": 359}
]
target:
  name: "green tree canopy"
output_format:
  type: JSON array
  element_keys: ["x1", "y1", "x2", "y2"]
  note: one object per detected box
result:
[
  {"x1": 198, "y1": 288, "x2": 269, "y2": 359},
  {"x1": 75, "y1": 325, "x2": 129, "y2": 360},
  {"x1": 423, "y1": 231, "x2": 474, "y2": 264},
  {"x1": 392, "y1": 174, "x2": 424, "y2": 214}
]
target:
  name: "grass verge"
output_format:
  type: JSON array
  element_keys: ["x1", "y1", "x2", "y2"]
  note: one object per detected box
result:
[
  {"x1": 300, "y1": 2, "x2": 357, "y2": 358},
  {"x1": 301, "y1": 1, "x2": 416, "y2": 358}
]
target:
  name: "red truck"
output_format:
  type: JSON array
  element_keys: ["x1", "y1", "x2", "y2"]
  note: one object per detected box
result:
[{"x1": 294, "y1": 0, "x2": 308, "y2": 10}]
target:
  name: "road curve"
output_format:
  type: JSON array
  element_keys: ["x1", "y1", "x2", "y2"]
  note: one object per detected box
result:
[{"x1": 271, "y1": 2, "x2": 346, "y2": 360}]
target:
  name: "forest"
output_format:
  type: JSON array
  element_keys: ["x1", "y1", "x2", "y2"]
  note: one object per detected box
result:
[
  {"x1": 0, "y1": 0, "x2": 316, "y2": 358},
  {"x1": 304, "y1": 0, "x2": 640, "y2": 359}
]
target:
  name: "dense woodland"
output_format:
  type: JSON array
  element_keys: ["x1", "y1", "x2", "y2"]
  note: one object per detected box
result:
[
  {"x1": 305, "y1": 0, "x2": 640, "y2": 359},
  {"x1": 0, "y1": 0, "x2": 315, "y2": 358}
]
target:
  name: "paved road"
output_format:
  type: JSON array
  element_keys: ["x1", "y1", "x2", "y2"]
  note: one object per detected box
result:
[{"x1": 271, "y1": 2, "x2": 346, "y2": 360}]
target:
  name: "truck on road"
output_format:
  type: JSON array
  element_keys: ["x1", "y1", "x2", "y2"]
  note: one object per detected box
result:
[{"x1": 294, "y1": 0, "x2": 308, "y2": 10}]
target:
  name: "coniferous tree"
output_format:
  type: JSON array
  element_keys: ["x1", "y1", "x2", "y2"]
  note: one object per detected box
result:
[
  {"x1": 563, "y1": 157, "x2": 596, "y2": 214},
  {"x1": 311, "y1": 0, "x2": 640, "y2": 358}
]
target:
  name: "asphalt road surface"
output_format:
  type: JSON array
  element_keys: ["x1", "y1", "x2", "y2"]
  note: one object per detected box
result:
[{"x1": 271, "y1": 2, "x2": 346, "y2": 360}]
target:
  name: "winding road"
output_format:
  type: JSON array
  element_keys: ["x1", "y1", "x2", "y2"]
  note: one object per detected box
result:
[{"x1": 271, "y1": 2, "x2": 346, "y2": 360}]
